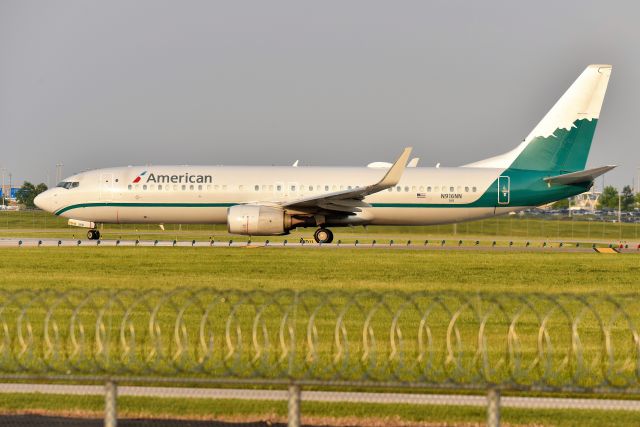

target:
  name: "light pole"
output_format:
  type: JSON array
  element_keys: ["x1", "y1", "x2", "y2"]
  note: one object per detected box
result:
[{"x1": 1, "y1": 167, "x2": 5, "y2": 207}]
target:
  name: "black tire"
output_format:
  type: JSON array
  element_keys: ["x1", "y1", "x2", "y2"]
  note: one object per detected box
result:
[
  {"x1": 94, "y1": 230, "x2": 101, "y2": 240},
  {"x1": 87, "y1": 229, "x2": 100, "y2": 240},
  {"x1": 314, "y1": 228, "x2": 333, "y2": 244},
  {"x1": 87, "y1": 230, "x2": 94, "y2": 240}
]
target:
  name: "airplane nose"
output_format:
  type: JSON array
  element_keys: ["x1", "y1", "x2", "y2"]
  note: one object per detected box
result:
[
  {"x1": 34, "y1": 190, "x2": 56, "y2": 213},
  {"x1": 34, "y1": 193, "x2": 45, "y2": 210}
]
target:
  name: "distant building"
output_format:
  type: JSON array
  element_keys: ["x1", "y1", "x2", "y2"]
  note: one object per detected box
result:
[
  {"x1": 571, "y1": 189, "x2": 601, "y2": 211},
  {"x1": 539, "y1": 188, "x2": 601, "y2": 211}
]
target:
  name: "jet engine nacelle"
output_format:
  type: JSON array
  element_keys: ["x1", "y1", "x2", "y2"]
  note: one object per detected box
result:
[{"x1": 227, "y1": 205, "x2": 291, "y2": 235}]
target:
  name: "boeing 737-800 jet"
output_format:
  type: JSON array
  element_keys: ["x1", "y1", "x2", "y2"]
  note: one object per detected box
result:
[{"x1": 35, "y1": 64, "x2": 614, "y2": 243}]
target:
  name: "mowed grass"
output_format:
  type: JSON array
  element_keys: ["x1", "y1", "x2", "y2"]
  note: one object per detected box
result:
[
  {"x1": 1, "y1": 247, "x2": 639, "y2": 426},
  {"x1": 2, "y1": 209, "x2": 640, "y2": 243},
  {"x1": 0, "y1": 247, "x2": 639, "y2": 293},
  {"x1": 1, "y1": 393, "x2": 639, "y2": 427}
]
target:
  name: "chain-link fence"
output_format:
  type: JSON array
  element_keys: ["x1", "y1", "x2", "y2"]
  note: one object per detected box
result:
[{"x1": 1, "y1": 289, "x2": 640, "y2": 426}]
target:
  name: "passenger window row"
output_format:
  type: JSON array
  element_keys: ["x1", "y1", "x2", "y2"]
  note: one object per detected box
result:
[
  {"x1": 388, "y1": 185, "x2": 478, "y2": 193},
  {"x1": 125, "y1": 183, "x2": 478, "y2": 194}
]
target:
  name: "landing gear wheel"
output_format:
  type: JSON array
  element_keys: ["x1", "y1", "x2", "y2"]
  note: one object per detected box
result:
[
  {"x1": 87, "y1": 229, "x2": 100, "y2": 240},
  {"x1": 314, "y1": 228, "x2": 333, "y2": 244}
]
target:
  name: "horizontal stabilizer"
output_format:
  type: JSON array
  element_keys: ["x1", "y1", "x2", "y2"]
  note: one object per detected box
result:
[{"x1": 543, "y1": 165, "x2": 616, "y2": 186}]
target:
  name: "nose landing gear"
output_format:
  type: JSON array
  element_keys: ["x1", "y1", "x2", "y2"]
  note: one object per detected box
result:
[
  {"x1": 87, "y1": 229, "x2": 101, "y2": 240},
  {"x1": 313, "y1": 228, "x2": 333, "y2": 244}
]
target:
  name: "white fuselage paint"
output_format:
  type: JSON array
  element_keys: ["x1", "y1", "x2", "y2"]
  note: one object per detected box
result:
[{"x1": 43, "y1": 165, "x2": 518, "y2": 227}]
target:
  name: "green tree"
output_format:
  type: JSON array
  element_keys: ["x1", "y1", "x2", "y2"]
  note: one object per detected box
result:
[
  {"x1": 15, "y1": 182, "x2": 48, "y2": 209},
  {"x1": 621, "y1": 185, "x2": 635, "y2": 211},
  {"x1": 597, "y1": 185, "x2": 619, "y2": 210}
]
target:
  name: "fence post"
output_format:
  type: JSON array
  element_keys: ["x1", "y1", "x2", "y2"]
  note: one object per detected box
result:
[
  {"x1": 288, "y1": 384, "x2": 301, "y2": 427},
  {"x1": 105, "y1": 380, "x2": 118, "y2": 427},
  {"x1": 487, "y1": 388, "x2": 500, "y2": 427}
]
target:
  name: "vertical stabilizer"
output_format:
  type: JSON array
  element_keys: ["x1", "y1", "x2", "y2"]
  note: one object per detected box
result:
[{"x1": 465, "y1": 64, "x2": 612, "y2": 172}]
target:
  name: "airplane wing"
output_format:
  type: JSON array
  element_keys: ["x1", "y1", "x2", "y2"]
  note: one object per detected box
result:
[
  {"x1": 543, "y1": 165, "x2": 616, "y2": 186},
  {"x1": 282, "y1": 147, "x2": 413, "y2": 214}
]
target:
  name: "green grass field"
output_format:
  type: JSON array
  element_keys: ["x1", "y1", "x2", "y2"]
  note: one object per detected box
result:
[
  {"x1": 0, "y1": 247, "x2": 639, "y2": 425},
  {"x1": 1, "y1": 247, "x2": 639, "y2": 292},
  {"x1": 2, "y1": 209, "x2": 640, "y2": 244}
]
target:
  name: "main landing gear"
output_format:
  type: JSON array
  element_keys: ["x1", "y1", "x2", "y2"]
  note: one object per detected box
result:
[
  {"x1": 313, "y1": 228, "x2": 333, "y2": 244},
  {"x1": 87, "y1": 229, "x2": 101, "y2": 240}
]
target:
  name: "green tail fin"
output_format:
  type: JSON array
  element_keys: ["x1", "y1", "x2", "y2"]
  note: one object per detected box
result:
[{"x1": 465, "y1": 65, "x2": 612, "y2": 172}]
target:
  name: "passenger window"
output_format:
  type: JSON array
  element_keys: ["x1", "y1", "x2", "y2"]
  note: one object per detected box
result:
[
  {"x1": 427, "y1": 186, "x2": 432, "y2": 192},
  {"x1": 348, "y1": 185, "x2": 352, "y2": 190},
  {"x1": 396, "y1": 186, "x2": 401, "y2": 192},
  {"x1": 412, "y1": 186, "x2": 416, "y2": 191},
  {"x1": 449, "y1": 186, "x2": 454, "y2": 192},
  {"x1": 269, "y1": 185, "x2": 273, "y2": 191},
  {"x1": 158, "y1": 185, "x2": 162, "y2": 190},
  {"x1": 143, "y1": 185, "x2": 147, "y2": 190},
  {"x1": 181, "y1": 185, "x2": 186, "y2": 191},
  {"x1": 198, "y1": 185, "x2": 202, "y2": 190},
  {"x1": 325, "y1": 185, "x2": 329, "y2": 191},
  {"x1": 128, "y1": 185, "x2": 132, "y2": 190},
  {"x1": 472, "y1": 186, "x2": 477, "y2": 192},
  {"x1": 291, "y1": 185, "x2": 296, "y2": 191},
  {"x1": 255, "y1": 185, "x2": 259, "y2": 191},
  {"x1": 457, "y1": 186, "x2": 461, "y2": 192},
  {"x1": 388, "y1": 188, "x2": 392, "y2": 192},
  {"x1": 465, "y1": 186, "x2": 469, "y2": 192},
  {"x1": 309, "y1": 185, "x2": 313, "y2": 191},
  {"x1": 173, "y1": 185, "x2": 178, "y2": 191},
  {"x1": 189, "y1": 185, "x2": 194, "y2": 190},
  {"x1": 277, "y1": 185, "x2": 282, "y2": 191},
  {"x1": 222, "y1": 185, "x2": 227, "y2": 190},
  {"x1": 333, "y1": 185, "x2": 337, "y2": 191},
  {"x1": 207, "y1": 185, "x2": 211, "y2": 190},
  {"x1": 404, "y1": 186, "x2": 409, "y2": 192},
  {"x1": 419, "y1": 186, "x2": 424, "y2": 191},
  {"x1": 239, "y1": 185, "x2": 244, "y2": 191},
  {"x1": 434, "y1": 186, "x2": 439, "y2": 192}
]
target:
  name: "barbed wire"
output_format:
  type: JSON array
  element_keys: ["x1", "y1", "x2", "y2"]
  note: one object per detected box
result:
[{"x1": 0, "y1": 289, "x2": 639, "y2": 392}]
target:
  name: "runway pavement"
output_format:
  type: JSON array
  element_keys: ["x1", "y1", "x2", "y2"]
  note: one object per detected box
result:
[
  {"x1": 0, "y1": 383, "x2": 639, "y2": 411},
  {"x1": 0, "y1": 236, "x2": 630, "y2": 252}
]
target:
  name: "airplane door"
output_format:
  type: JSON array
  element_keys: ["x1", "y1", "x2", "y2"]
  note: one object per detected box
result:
[
  {"x1": 498, "y1": 176, "x2": 510, "y2": 205},
  {"x1": 99, "y1": 173, "x2": 114, "y2": 201}
]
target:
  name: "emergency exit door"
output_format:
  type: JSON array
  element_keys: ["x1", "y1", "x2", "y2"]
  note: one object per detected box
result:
[{"x1": 498, "y1": 176, "x2": 510, "y2": 205}]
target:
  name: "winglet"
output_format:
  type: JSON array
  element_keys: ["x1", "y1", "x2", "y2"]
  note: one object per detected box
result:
[{"x1": 373, "y1": 147, "x2": 413, "y2": 189}]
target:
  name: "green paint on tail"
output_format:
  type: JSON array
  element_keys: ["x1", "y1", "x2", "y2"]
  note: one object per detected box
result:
[{"x1": 510, "y1": 118, "x2": 598, "y2": 172}]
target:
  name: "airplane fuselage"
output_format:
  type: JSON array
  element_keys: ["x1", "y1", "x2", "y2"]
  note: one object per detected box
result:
[{"x1": 41, "y1": 165, "x2": 589, "y2": 227}]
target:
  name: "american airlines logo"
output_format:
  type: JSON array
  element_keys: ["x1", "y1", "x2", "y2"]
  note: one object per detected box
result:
[
  {"x1": 133, "y1": 171, "x2": 213, "y2": 184},
  {"x1": 132, "y1": 171, "x2": 147, "y2": 183}
]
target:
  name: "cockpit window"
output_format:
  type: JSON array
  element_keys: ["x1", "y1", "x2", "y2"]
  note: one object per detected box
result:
[{"x1": 56, "y1": 181, "x2": 79, "y2": 189}]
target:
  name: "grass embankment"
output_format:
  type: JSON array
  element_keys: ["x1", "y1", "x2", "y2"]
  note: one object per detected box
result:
[
  {"x1": 1, "y1": 210, "x2": 640, "y2": 243},
  {"x1": 2, "y1": 393, "x2": 639, "y2": 427},
  {"x1": 0, "y1": 248, "x2": 639, "y2": 426}
]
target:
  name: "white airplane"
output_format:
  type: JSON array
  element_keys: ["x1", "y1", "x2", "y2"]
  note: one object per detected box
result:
[{"x1": 35, "y1": 64, "x2": 614, "y2": 243}]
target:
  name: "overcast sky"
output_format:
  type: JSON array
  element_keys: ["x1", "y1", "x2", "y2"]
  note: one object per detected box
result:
[{"x1": 1, "y1": 0, "x2": 639, "y2": 189}]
